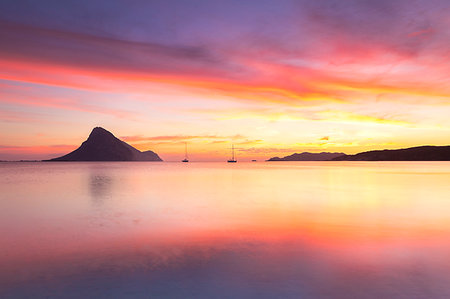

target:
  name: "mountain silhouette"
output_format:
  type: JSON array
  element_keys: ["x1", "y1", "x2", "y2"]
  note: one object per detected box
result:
[
  {"x1": 49, "y1": 127, "x2": 162, "y2": 161},
  {"x1": 332, "y1": 146, "x2": 450, "y2": 161},
  {"x1": 267, "y1": 152, "x2": 345, "y2": 161}
]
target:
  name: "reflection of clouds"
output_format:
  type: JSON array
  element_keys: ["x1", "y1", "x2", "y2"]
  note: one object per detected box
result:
[
  {"x1": 6, "y1": 237, "x2": 450, "y2": 298},
  {"x1": 89, "y1": 174, "x2": 113, "y2": 206}
]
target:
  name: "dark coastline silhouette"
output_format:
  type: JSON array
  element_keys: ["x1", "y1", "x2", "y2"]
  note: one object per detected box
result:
[
  {"x1": 332, "y1": 146, "x2": 450, "y2": 161},
  {"x1": 267, "y1": 152, "x2": 345, "y2": 161},
  {"x1": 49, "y1": 127, "x2": 162, "y2": 161}
]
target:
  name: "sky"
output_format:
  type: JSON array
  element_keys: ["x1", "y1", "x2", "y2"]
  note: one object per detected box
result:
[{"x1": 0, "y1": 0, "x2": 449, "y2": 161}]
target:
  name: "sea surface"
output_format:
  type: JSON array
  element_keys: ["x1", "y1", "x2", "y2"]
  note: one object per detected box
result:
[{"x1": 1, "y1": 161, "x2": 450, "y2": 298}]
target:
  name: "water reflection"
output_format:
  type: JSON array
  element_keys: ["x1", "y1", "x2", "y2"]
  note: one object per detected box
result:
[
  {"x1": 1, "y1": 162, "x2": 450, "y2": 298},
  {"x1": 89, "y1": 174, "x2": 113, "y2": 206},
  {"x1": 3, "y1": 234, "x2": 450, "y2": 298}
]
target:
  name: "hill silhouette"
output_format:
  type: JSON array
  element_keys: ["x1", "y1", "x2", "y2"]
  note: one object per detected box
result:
[
  {"x1": 332, "y1": 146, "x2": 450, "y2": 161},
  {"x1": 267, "y1": 152, "x2": 345, "y2": 161},
  {"x1": 49, "y1": 127, "x2": 162, "y2": 161}
]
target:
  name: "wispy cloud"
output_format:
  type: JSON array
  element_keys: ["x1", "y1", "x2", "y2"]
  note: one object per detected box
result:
[
  {"x1": 189, "y1": 107, "x2": 413, "y2": 127},
  {"x1": 0, "y1": 144, "x2": 76, "y2": 160},
  {"x1": 0, "y1": 80, "x2": 139, "y2": 120},
  {"x1": 121, "y1": 134, "x2": 247, "y2": 143}
]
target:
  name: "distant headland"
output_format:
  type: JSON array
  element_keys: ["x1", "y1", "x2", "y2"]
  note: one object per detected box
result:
[
  {"x1": 267, "y1": 146, "x2": 450, "y2": 161},
  {"x1": 267, "y1": 145, "x2": 450, "y2": 161},
  {"x1": 48, "y1": 127, "x2": 162, "y2": 161},
  {"x1": 332, "y1": 146, "x2": 450, "y2": 161},
  {"x1": 267, "y1": 152, "x2": 345, "y2": 161}
]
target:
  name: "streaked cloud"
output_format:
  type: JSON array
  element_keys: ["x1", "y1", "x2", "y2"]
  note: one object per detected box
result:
[{"x1": 121, "y1": 134, "x2": 246, "y2": 143}]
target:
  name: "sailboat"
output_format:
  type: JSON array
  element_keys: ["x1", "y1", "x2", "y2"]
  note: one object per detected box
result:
[
  {"x1": 227, "y1": 144, "x2": 237, "y2": 163},
  {"x1": 182, "y1": 142, "x2": 189, "y2": 162}
]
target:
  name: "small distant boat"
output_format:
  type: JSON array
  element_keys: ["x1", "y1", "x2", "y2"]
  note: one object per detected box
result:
[
  {"x1": 227, "y1": 144, "x2": 237, "y2": 163},
  {"x1": 252, "y1": 159, "x2": 257, "y2": 162},
  {"x1": 182, "y1": 142, "x2": 189, "y2": 162}
]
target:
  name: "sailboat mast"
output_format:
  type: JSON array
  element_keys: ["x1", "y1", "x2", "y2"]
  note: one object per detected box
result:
[
  {"x1": 227, "y1": 143, "x2": 237, "y2": 162},
  {"x1": 232, "y1": 144, "x2": 234, "y2": 160}
]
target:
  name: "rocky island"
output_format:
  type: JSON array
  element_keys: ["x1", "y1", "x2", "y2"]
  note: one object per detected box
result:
[{"x1": 49, "y1": 127, "x2": 162, "y2": 161}]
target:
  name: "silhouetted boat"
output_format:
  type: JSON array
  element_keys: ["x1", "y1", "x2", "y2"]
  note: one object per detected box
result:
[
  {"x1": 182, "y1": 142, "x2": 189, "y2": 162},
  {"x1": 227, "y1": 144, "x2": 237, "y2": 163}
]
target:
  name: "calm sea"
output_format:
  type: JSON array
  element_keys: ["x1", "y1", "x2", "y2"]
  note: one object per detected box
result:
[{"x1": 1, "y1": 161, "x2": 450, "y2": 298}]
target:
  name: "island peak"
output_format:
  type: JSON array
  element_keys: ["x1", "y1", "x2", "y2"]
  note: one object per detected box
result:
[{"x1": 49, "y1": 127, "x2": 162, "y2": 161}]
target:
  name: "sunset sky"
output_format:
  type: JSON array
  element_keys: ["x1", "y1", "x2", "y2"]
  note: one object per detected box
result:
[{"x1": 1, "y1": 0, "x2": 449, "y2": 161}]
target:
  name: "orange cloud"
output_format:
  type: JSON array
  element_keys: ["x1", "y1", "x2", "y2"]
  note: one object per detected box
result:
[
  {"x1": 2, "y1": 20, "x2": 449, "y2": 117},
  {"x1": 189, "y1": 107, "x2": 413, "y2": 127},
  {"x1": 317, "y1": 110, "x2": 412, "y2": 126},
  {"x1": 121, "y1": 134, "x2": 247, "y2": 143}
]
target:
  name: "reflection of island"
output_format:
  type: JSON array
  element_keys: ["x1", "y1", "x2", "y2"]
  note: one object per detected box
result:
[
  {"x1": 333, "y1": 146, "x2": 450, "y2": 161},
  {"x1": 49, "y1": 127, "x2": 162, "y2": 161},
  {"x1": 267, "y1": 152, "x2": 345, "y2": 161},
  {"x1": 89, "y1": 174, "x2": 113, "y2": 206}
]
